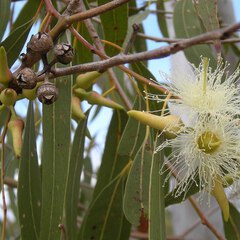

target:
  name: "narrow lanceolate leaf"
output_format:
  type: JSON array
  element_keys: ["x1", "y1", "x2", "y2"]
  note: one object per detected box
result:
[
  {"x1": 65, "y1": 117, "x2": 88, "y2": 240},
  {"x1": 80, "y1": 97, "x2": 146, "y2": 240},
  {"x1": 98, "y1": 0, "x2": 128, "y2": 56},
  {"x1": 149, "y1": 135, "x2": 166, "y2": 240},
  {"x1": 0, "y1": 20, "x2": 34, "y2": 67},
  {"x1": 0, "y1": 0, "x2": 11, "y2": 42},
  {"x1": 223, "y1": 203, "x2": 240, "y2": 240},
  {"x1": 173, "y1": 0, "x2": 216, "y2": 68},
  {"x1": 81, "y1": 172, "x2": 127, "y2": 240},
  {"x1": 156, "y1": 0, "x2": 169, "y2": 37},
  {"x1": 40, "y1": 76, "x2": 72, "y2": 240},
  {"x1": 18, "y1": 102, "x2": 42, "y2": 240},
  {"x1": 123, "y1": 146, "x2": 152, "y2": 226},
  {"x1": 0, "y1": 0, "x2": 41, "y2": 67}
]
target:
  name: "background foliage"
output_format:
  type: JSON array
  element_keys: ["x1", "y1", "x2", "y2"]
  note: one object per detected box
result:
[{"x1": 0, "y1": 0, "x2": 239, "y2": 239}]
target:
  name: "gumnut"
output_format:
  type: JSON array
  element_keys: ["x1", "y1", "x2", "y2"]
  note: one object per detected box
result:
[
  {"x1": 127, "y1": 110, "x2": 182, "y2": 139},
  {"x1": 54, "y1": 43, "x2": 74, "y2": 64},
  {"x1": 0, "y1": 46, "x2": 13, "y2": 85},
  {"x1": 0, "y1": 88, "x2": 17, "y2": 106},
  {"x1": 8, "y1": 116, "x2": 24, "y2": 158},
  {"x1": 211, "y1": 176, "x2": 229, "y2": 222},
  {"x1": 36, "y1": 82, "x2": 58, "y2": 105},
  {"x1": 16, "y1": 68, "x2": 37, "y2": 89},
  {"x1": 71, "y1": 96, "x2": 86, "y2": 121},
  {"x1": 74, "y1": 71, "x2": 102, "y2": 90},
  {"x1": 74, "y1": 88, "x2": 124, "y2": 110},
  {"x1": 27, "y1": 32, "x2": 53, "y2": 54}
]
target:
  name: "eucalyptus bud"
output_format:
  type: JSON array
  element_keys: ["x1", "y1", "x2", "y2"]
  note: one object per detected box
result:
[
  {"x1": 8, "y1": 117, "x2": 24, "y2": 158},
  {"x1": 36, "y1": 82, "x2": 58, "y2": 105},
  {"x1": 74, "y1": 71, "x2": 102, "y2": 90},
  {"x1": 74, "y1": 88, "x2": 124, "y2": 110},
  {"x1": 16, "y1": 68, "x2": 37, "y2": 89},
  {"x1": 71, "y1": 96, "x2": 86, "y2": 121},
  {"x1": 0, "y1": 46, "x2": 12, "y2": 85},
  {"x1": 27, "y1": 32, "x2": 53, "y2": 54},
  {"x1": 54, "y1": 43, "x2": 74, "y2": 64},
  {"x1": 127, "y1": 110, "x2": 182, "y2": 139},
  {"x1": 0, "y1": 88, "x2": 17, "y2": 106}
]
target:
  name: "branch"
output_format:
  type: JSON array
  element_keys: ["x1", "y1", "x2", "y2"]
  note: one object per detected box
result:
[
  {"x1": 67, "y1": 0, "x2": 130, "y2": 24},
  {"x1": 51, "y1": 22, "x2": 240, "y2": 76}
]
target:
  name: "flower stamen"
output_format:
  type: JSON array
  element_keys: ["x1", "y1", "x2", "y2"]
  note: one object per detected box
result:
[{"x1": 197, "y1": 131, "x2": 221, "y2": 153}]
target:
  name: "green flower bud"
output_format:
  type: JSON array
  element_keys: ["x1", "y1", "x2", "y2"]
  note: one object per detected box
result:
[
  {"x1": 71, "y1": 96, "x2": 86, "y2": 121},
  {"x1": 127, "y1": 110, "x2": 182, "y2": 139},
  {"x1": 74, "y1": 88, "x2": 124, "y2": 110},
  {"x1": 74, "y1": 71, "x2": 102, "y2": 90},
  {"x1": 8, "y1": 117, "x2": 24, "y2": 158},
  {"x1": 0, "y1": 46, "x2": 13, "y2": 85},
  {"x1": 0, "y1": 88, "x2": 17, "y2": 106}
]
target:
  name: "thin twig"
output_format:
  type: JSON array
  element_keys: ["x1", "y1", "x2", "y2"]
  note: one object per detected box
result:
[
  {"x1": 1, "y1": 110, "x2": 11, "y2": 240},
  {"x1": 137, "y1": 32, "x2": 240, "y2": 44},
  {"x1": 81, "y1": 9, "x2": 132, "y2": 109},
  {"x1": 188, "y1": 198, "x2": 225, "y2": 240}
]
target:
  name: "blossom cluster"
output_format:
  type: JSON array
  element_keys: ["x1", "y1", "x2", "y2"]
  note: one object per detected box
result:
[{"x1": 151, "y1": 58, "x2": 240, "y2": 205}]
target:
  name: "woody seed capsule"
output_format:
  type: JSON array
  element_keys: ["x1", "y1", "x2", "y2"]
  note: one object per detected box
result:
[
  {"x1": 54, "y1": 43, "x2": 74, "y2": 64},
  {"x1": 16, "y1": 68, "x2": 37, "y2": 89},
  {"x1": 36, "y1": 82, "x2": 58, "y2": 105},
  {"x1": 27, "y1": 32, "x2": 53, "y2": 54}
]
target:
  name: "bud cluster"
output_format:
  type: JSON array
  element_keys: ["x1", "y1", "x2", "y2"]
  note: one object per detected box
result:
[{"x1": 0, "y1": 32, "x2": 74, "y2": 107}]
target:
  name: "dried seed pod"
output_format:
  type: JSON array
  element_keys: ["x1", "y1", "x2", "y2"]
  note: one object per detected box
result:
[
  {"x1": 27, "y1": 32, "x2": 53, "y2": 54},
  {"x1": 54, "y1": 43, "x2": 74, "y2": 64},
  {"x1": 16, "y1": 68, "x2": 37, "y2": 89},
  {"x1": 36, "y1": 82, "x2": 58, "y2": 105}
]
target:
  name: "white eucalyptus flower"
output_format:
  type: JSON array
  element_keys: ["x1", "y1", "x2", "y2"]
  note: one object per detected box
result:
[
  {"x1": 158, "y1": 115, "x2": 240, "y2": 198},
  {"x1": 147, "y1": 58, "x2": 240, "y2": 123}
]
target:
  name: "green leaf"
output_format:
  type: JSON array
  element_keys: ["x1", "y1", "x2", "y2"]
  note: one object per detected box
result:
[
  {"x1": 80, "y1": 97, "x2": 146, "y2": 239},
  {"x1": 98, "y1": 0, "x2": 128, "y2": 56},
  {"x1": 0, "y1": 19, "x2": 34, "y2": 67},
  {"x1": 123, "y1": 145, "x2": 152, "y2": 226},
  {"x1": 65, "y1": 117, "x2": 88, "y2": 240},
  {"x1": 156, "y1": 1, "x2": 169, "y2": 37},
  {"x1": 39, "y1": 75, "x2": 72, "y2": 240},
  {"x1": 17, "y1": 101, "x2": 42, "y2": 240},
  {"x1": 165, "y1": 179, "x2": 200, "y2": 207},
  {"x1": 148, "y1": 135, "x2": 166, "y2": 240},
  {"x1": 193, "y1": 0, "x2": 219, "y2": 32},
  {"x1": 173, "y1": 0, "x2": 216, "y2": 67},
  {"x1": 122, "y1": 10, "x2": 150, "y2": 50},
  {"x1": 0, "y1": 0, "x2": 40, "y2": 67},
  {"x1": 0, "y1": 0, "x2": 11, "y2": 42},
  {"x1": 223, "y1": 202, "x2": 240, "y2": 240},
  {"x1": 91, "y1": 110, "x2": 128, "y2": 199},
  {"x1": 81, "y1": 172, "x2": 128, "y2": 240}
]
